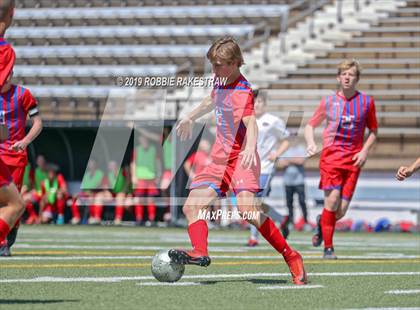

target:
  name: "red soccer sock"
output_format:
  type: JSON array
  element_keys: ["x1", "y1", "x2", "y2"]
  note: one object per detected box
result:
[
  {"x1": 188, "y1": 220, "x2": 208, "y2": 256},
  {"x1": 94, "y1": 205, "x2": 103, "y2": 220},
  {"x1": 321, "y1": 208, "x2": 336, "y2": 248},
  {"x1": 71, "y1": 199, "x2": 81, "y2": 219},
  {"x1": 134, "y1": 205, "x2": 144, "y2": 221},
  {"x1": 0, "y1": 218, "x2": 11, "y2": 242},
  {"x1": 115, "y1": 206, "x2": 124, "y2": 220},
  {"x1": 26, "y1": 202, "x2": 37, "y2": 218},
  {"x1": 57, "y1": 198, "x2": 65, "y2": 216},
  {"x1": 258, "y1": 218, "x2": 293, "y2": 259},
  {"x1": 147, "y1": 203, "x2": 156, "y2": 222}
]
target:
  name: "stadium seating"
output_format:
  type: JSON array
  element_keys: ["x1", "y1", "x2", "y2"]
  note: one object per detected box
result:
[
  {"x1": 264, "y1": 0, "x2": 420, "y2": 170},
  {"x1": 6, "y1": 0, "x2": 419, "y2": 171}
]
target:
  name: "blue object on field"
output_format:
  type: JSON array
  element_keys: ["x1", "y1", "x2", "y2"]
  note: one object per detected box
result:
[{"x1": 374, "y1": 218, "x2": 391, "y2": 232}]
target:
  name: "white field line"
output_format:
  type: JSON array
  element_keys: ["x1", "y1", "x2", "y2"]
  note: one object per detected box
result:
[
  {"x1": 12, "y1": 244, "x2": 245, "y2": 252},
  {"x1": 1, "y1": 272, "x2": 419, "y2": 283},
  {"x1": 137, "y1": 282, "x2": 201, "y2": 286},
  {"x1": 16, "y1": 237, "x2": 419, "y2": 248},
  {"x1": 385, "y1": 289, "x2": 420, "y2": 295},
  {"x1": 258, "y1": 284, "x2": 324, "y2": 290},
  {"x1": 2, "y1": 254, "x2": 419, "y2": 261},
  {"x1": 13, "y1": 244, "x2": 418, "y2": 253}
]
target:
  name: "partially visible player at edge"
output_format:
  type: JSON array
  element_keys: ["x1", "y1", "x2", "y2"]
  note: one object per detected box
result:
[
  {"x1": 304, "y1": 59, "x2": 378, "y2": 259},
  {"x1": 396, "y1": 157, "x2": 420, "y2": 181},
  {"x1": 0, "y1": 0, "x2": 33, "y2": 257},
  {"x1": 169, "y1": 37, "x2": 307, "y2": 285}
]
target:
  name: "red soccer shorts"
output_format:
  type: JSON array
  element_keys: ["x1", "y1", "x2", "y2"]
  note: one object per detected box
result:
[
  {"x1": 5, "y1": 165, "x2": 25, "y2": 191},
  {"x1": 319, "y1": 165, "x2": 361, "y2": 201},
  {"x1": 191, "y1": 155, "x2": 261, "y2": 197},
  {"x1": 134, "y1": 179, "x2": 159, "y2": 196},
  {"x1": 0, "y1": 159, "x2": 12, "y2": 188}
]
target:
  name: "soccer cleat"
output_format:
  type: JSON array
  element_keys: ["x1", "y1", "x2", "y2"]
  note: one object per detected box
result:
[
  {"x1": 246, "y1": 239, "x2": 259, "y2": 247},
  {"x1": 323, "y1": 247, "x2": 337, "y2": 260},
  {"x1": 70, "y1": 217, "x2": 81, "y2": 225},
  {"x1": 168, "y1": 249, "x2": 211, "y2": 267},
  {"x1": 88, "y1": 217, "x2": 100, "y2": 225},
  {"x1": 0, "y1": 240, "x2": 11, "y2": 257},
  {"x1": 312, "y1": 214, "x2": 323, "y2": 247},
  {"x1": 285, "y1": 251, "x2": 307, "y2": 285}
]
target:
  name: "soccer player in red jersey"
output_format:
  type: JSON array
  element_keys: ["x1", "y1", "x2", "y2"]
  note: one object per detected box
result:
[
  {"x1": 0, "y1": 0, "x2": 15, "y2": 88},
  {"x1": 169, "y1": 37, "x2": 307, "y2": 285},
  {"x1": 305, "y1": 59, "x2": 378, "y2": 259},
  {"x1": 0, "y1": 72, "x2": 43, "y2": 255}
]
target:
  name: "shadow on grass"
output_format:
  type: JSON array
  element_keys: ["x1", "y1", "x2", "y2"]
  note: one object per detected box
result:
[
  {"x1": 0, "y1": 299, "x2": 80, "y2": 305},
  {"x1": 199, "y1": 278, "x2": 288, "y2": 285}
]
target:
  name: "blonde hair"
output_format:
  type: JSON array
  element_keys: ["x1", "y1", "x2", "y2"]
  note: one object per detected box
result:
[
  {"x1": 206, "y1": 36, "x2": 244, "y2": 67},
  {"x1": 337, "y1": 59, "x2": 362, "y2": 78},
  {"x1": 0, "y1": 0, "x2": 14, "y2": 20}
]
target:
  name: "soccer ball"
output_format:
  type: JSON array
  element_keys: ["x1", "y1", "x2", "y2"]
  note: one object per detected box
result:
[{"x1": 151, "y1": 250, "x2": 185, "y2": 282}]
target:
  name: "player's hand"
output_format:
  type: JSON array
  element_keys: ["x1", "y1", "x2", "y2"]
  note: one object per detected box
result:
[
  {"x1": 352, "y1": 150, "x2": 368, "y2": 167},
  {"x1": 306, "y1": 143, "x2": 317, "y2": 157},
  {"x1": 10, "y1": 139, "x2": 28, "y2": 152},
  {"x1": 396, "y1": 166, "x2": 413, "y2": 181},
  {"x1": 268, "y1": 152, "x2": 278, "y2": 162},
  {"x1": 240, "y1": 148, "x2": 257, "y2": 169},
  {"x1": 176, "y1": 117, "x2": 193, "y2": 141}
]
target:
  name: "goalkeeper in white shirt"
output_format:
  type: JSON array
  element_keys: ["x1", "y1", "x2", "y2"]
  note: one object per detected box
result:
[{"x1": 247, "y1": 89, "x2": 290, "y2": 246}]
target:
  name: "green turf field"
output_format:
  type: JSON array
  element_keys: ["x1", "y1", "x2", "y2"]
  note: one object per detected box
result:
[{"x1": 0, "y1": 225, "x2": 419, "y2": 310}]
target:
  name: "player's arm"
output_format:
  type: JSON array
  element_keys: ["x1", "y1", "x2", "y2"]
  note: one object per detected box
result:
[
  {"x1": 176, "y1": 96, "x2": 213, "y2": 141},
  {"x1": 269, "y1": 139, "x2": 290, "y2": 162},
  {"x1": 11, "y1": 115, "x2": 42, "y2": 151},
  {"x1": 305, "y1": 98, "x2": 326, "y2": 156},
  {"x1": 240, "y1": 115, "x2": 258, "y2": 169},
  {"x1": 352, "y1": 129, "x2": 377, "y2": 167},
  {"x1": 396, "y1": 157, "x2": 420, "y2": 181}
]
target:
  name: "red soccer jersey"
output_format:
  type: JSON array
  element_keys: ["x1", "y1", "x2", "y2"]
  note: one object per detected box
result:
[
  {"x1": 0, "y1": 37, "x2": 15, "y2": 87},
  {"x1": 308, "y1": 91, "x2": 378, "y2": 170},
  {"x1": 0, "y1": 85, "x2": 39, "y2": 167},
  {"x1": 187, "y1": 150, "x2": 211, "y2": 176},
  {"x1": 210, "y1": 74, "x2": 255, "y2": 162}
]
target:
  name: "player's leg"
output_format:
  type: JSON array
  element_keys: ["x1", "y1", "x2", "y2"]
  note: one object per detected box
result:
[
  {"x1": 0, "y1": 183, "x2": 25, "y2": 256},
  {"x1": 285, "y1": 185, "x2": 294, "y2": 228},
  {"x1": 5, "y1": 165, "x2": 25, "y2": 249},
  {"x1": 312, "y1": 166, "x2": 342, "y2": 250},
  {"x1": 168, "y1": 187, "x2": 217, "y2": 267},
  {"x1": 114, "y1": 192, "x2": 126, "y2": 225},
  {"x1": 247, "y1": 174, "x2": 268, "y2": 246},
  {"x1": 320, "y1": 189, "x2": 341, "y2": 259},
  {"x1": 296, "y1": 184, "x2": 309, "y2": 229},
  {"x1": 335, "y1": 169, "x2": 360, "y2": 221},
  {"x1": 24, "y1": 190, "x2": 38, "y2": 224},
  {"x1": 146, "y1": 180, "x2": 159, "y2": 224},
  {"x1": 56, "y1": 190, "x2": 67, "y2": 225},
  {"x1": 236, "y1": 190, "x2": 307, "y2": 285}
]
